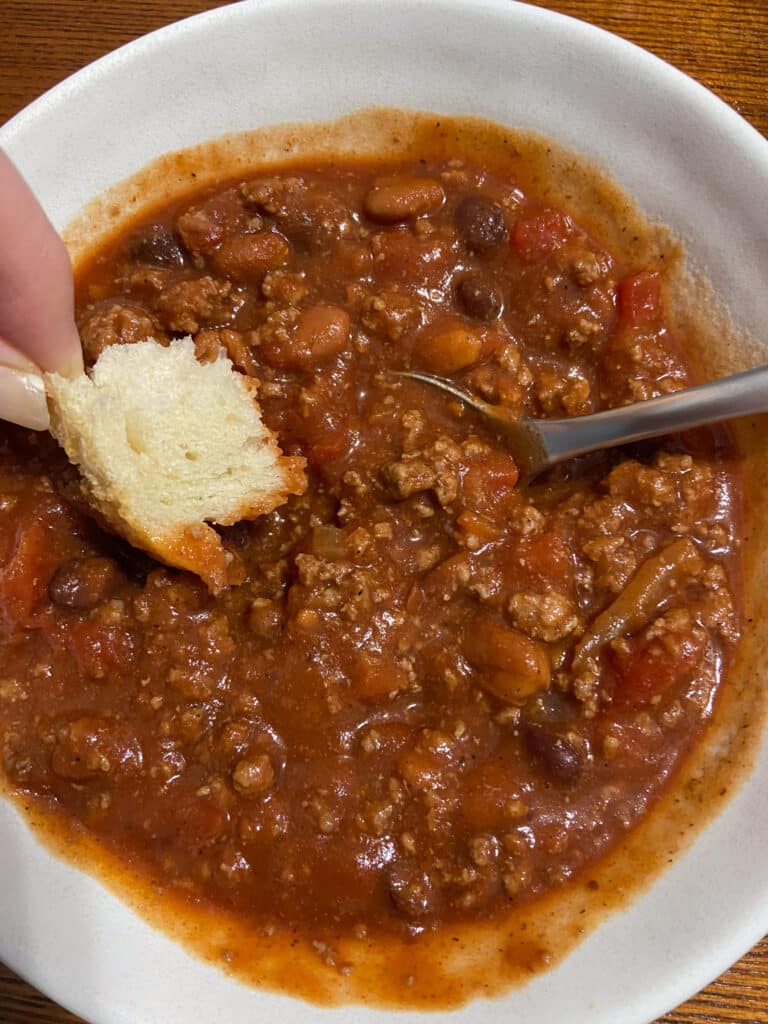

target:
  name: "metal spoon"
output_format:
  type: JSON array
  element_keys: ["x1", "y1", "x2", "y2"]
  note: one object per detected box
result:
[{"x1": 400, "y1": 365, "x2": 768, "y2": 480}]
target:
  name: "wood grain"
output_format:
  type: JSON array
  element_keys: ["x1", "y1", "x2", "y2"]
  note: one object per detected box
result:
[{"x1": 0, "y1": 1, "x2": 766, "y2": 1021}]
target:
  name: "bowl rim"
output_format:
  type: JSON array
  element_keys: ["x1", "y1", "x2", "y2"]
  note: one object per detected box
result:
[{"x1": 1, "y1": 2, "x2": 767, "y2": 1023}]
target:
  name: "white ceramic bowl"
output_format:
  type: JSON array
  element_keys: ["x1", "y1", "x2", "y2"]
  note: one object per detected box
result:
[{"x1": 1, "y1": 2, "x2": 767, "y2": 1022}]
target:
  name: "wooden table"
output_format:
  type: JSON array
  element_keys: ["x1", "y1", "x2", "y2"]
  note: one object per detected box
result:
[{"x1": 1, "y1": 1, "x2": 766, "y2": 1021}]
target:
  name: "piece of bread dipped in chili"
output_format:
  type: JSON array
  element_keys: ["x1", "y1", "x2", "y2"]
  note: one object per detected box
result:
[{"x1": 44, "y1": 337, "x2": 306, "y2": 591}]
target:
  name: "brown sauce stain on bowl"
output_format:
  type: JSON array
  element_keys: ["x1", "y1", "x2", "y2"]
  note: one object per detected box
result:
[{"x1": 2, "y1": 109, "x2": 767, "y2": 1009}]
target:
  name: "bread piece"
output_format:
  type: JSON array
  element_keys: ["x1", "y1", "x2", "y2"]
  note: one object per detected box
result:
[{"x1": 45, "y1": 337, "x2": 306, "y2": 591}]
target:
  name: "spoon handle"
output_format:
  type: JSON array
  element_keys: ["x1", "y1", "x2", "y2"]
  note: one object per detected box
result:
[{"x1": 539, "y1": 363, "x2": 768, "y2": 463}]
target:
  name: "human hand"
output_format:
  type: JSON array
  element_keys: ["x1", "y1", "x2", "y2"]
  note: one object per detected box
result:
[{"x1": 0, "y1": 150, "x2": 83, "y2": 430}]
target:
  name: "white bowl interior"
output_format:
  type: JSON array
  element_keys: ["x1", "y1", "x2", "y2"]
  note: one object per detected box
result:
[{"x1": 1, "y1": 2, "x2": 767, "y2": 1022}]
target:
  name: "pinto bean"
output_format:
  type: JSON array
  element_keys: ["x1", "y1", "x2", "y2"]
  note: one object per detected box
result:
[
  {"x1": 293, "y1": 305, "x2": 350, "y2": 364},
  {"x1": 175, "y1": 188, "x2": 248, "y2": 256},
  {"x1": 364, "y1": 177, "x2": 445, "y2": 222},
  {"x1": 464, "y1": 616, "x2": 551, "y2": 702},
  {"x1": 212, "y1": 230, "x2": 290, "y2": 283},
  {"x1": 412, "y1": 319, "x2": 482, "y2": 374}
]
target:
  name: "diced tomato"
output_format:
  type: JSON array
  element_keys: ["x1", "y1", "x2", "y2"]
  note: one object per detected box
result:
[
  {"x1": 505, "y1": 531, "x2": 573, "y2": 592},
  {"x1": 294, "y1": 402, "x2": 355, "y2": 467},
  {"x1": 153, "y1": 796, "x2": 228, "y2": 846},
  {"x1": 462, "y1": 450, "x2": 519, "y2": 513},
  {"x1": 511, "y1": 209, "x2": 572, "y2": 263},
  {"x1": 609, "y1": 630, "x2": 705, "y2": 706},
  {"x1": 53, "y1": 620, "x2": 138, "y2": 680},
  {"x1": 617, "y1": 270, "x2": 662, "y2": 325},
  {"x1": 455, "y1": 510, "x2": 502, "y2": 544},
  {"x1": 309, "y1": 435, "x2": 350, "y2": 465},
  {"x1": 0, "y1": 512, "x2": 69, "y2": 622},
  {"x1": 351, "y1": 651, "x2": 408, "y2": 702},
  {"x1": 371, "y1": 228, "x2": 451, "y2": 289},
  {"x1": 461, "y1": 755, "x2": 525, "y2": 829},
  {"x1": 594, "y1": 718, "x2": 660, "y2": 763}
]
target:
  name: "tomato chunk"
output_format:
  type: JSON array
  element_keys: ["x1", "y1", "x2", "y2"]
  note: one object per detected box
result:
[
  {"x1": 503, "y1": 531, "x2": 573, "y2": 592},
  {"x1": 461, "y1": 450, "x2": 519, "y2": 513},
  {"x1": 351, "y1": 651, "x2": 408, "y2": 702},
  {"x1": 53, "y1": 621, "x2": 138, "y2": 681},
  {"x1": 0, "y1": 499, "x2": 81, "y2": 627},
  {"x1": 609, "y1": 629, "x2": 705, "y2": 706},
  {"x1": 617, "y1": 270, "x2": 662, "y2": 325},
  {"x1": 511, "y1": 209, "x2": 572, "y2": 263},
  {"x1": 461, "y1": 755, "x2": 525, "y2": 829}
]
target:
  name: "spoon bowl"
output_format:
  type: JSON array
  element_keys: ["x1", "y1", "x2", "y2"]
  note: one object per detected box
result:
[{"x1": 401, "y1": 364, "x2": 768, "y2": 480}]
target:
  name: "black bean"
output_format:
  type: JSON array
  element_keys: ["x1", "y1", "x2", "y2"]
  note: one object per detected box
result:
[
  {"x1": 523, "y1": 721, "x2": 588, "y2": 783},
  {"x1": 455, "y1": 195, "x2": 507, "y2": 252},
  {"x1": 127, "y1": 225, "x2": 186, "y2": 267},
  {"x1": 49, "y1": 557, "x2": 122, "y2": 611},
  {"x1": 456, "y1": 274, "x2": 503, "y2": 321},
  {"x1": 221, "y1": 521, "x2": 254, "y2": 550}
]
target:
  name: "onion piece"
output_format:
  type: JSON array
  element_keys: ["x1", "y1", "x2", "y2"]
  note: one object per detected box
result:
[{"x1": 573, "y1": 537, "x2": 703, "y2": 669}]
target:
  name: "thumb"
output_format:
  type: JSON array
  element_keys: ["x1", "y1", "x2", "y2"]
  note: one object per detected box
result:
[{"x1": 0, "y1": 150, "x2": 83, "y2": 378}]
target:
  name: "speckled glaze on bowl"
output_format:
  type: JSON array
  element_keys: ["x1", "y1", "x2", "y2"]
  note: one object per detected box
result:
[{"x1": 0, "y1": 2, "x2": 767, "y2": 1023}]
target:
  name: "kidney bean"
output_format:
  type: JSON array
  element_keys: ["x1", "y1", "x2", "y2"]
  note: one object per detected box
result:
[{"x1": 522, "y1": 690, "x2": 574, "y2": 725}]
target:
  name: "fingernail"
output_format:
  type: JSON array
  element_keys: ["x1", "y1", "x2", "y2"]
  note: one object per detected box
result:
[{"x1": 0, "y1": 367, "x2": 50, "y2": 431}]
